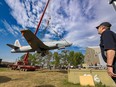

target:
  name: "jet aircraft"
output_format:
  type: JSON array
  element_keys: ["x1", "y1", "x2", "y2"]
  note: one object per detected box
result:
[{"x1": 7, "y1": 29, "x2": 72, "y2": 56}]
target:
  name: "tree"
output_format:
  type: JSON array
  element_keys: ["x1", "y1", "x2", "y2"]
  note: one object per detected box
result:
[
  {"x1": 18, "y1": 50, "x2": 84, "y2": 68},
  {"x1": 60, "y1": 50, "x2": 69, "y2": 66},
  {"x1": 53, "y1": 52, "x2": 60, "y2": 68},
  {"x1": 72, "y1": 52, "x2": 84, "y2": 67},
  {"x1": 33, "y1": 53, "x2": 43, "y2": 65},
  {"x1": 28, "y1": 54, "x2": 38, "y2": 65},
  {"x1": 68, "y1": 51, "x2": 74, "y2": 65},
  {"x1": 46, "y1": 51, "x2": 52, "y2": 66},
  {"x1": 19, "y1": 53, "x2": 42, "y2": 66},
  {"x1": 76, "y1": 52, "x2": 84, "y2": 64}
]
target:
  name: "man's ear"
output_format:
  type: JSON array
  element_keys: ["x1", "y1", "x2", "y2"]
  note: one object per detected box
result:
[{"x1": 101, "y1": 26, "x2": 106, "y2": 29}]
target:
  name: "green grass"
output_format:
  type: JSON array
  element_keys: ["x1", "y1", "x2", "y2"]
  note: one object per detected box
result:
[
  {"x1": 0, "y1": 68, "x2": 108, "y2": 87},
  {"x1": 0, "y1": 68, "x2": 9, "y2": 72}
]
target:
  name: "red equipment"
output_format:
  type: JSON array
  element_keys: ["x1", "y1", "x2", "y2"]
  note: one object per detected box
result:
[{"x1": 9, "y1": 0, "x2": 50, "y2": 71}]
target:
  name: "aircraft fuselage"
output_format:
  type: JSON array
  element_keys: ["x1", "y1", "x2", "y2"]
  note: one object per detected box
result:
[{"x1": 11, "y1": 41, "x2": 72, "y2": 53}]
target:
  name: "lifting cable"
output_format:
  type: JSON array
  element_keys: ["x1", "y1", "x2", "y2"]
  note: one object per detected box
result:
[
  {"x1": 51, "y1": 28, "x2": 70, "y2": 45},
  {"x1": 40, "y1": 17, "x2": 51, "y2": 38},
  {"x1": 42, "y1": 17, "x2": 70, "y2": 45}
]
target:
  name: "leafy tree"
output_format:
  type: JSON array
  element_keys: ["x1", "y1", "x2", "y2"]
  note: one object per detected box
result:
[
  {"x1": 46, "y1": 51, "x2": 52, "y2": 66},
  {"x1": 68, "y1": 51, "x2": 74, "y2": 65},
  {"x1": 19, "y1": 53, "x2": 40, "y2": 65},
  {"x1": 73, "y1": 52, "x2": 79, "y2": 66},
  {"x1": 76, "y1": 52, "x2": 84, "y2": 64},
  {"x1": 18, "y1": 50, "x2": 84, "y2": 69},
  {"x1": 53, "y1": 52, "x2": 60, "y2": 68},
  {"x1": 72, "y1": 52, "x2": 84, "y2": 67},
  {"x1": 33, "y1": 53, "x2": 43, "y2": 65},
  {"x1": 60, "y1": 50, "x2": 70, "y2": 66},
  {"x1": 28, "y1": 54, "x2": 37, "y2": 65}
]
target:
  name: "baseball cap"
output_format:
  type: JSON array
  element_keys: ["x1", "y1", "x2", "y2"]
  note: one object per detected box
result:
[{"x1": 96, "y1": 22, "x2": 112, "y2": 29}]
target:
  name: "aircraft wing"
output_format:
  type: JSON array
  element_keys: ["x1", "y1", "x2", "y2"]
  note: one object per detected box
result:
[{"x1": 21, "y1": 30, "x2": 49, "y2": 50}]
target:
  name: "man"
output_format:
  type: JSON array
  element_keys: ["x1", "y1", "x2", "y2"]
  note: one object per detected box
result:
[{"x1": 96, "y1": 22, "x2": 116, "y2": 83}]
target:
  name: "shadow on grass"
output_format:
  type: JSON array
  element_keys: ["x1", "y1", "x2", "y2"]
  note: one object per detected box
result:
[
  {"x1": 35, "y1": 84, "x2": 55, "y2": 87},
  {"x1": 0, "y1": 76, "x2": 11, "y2": 83},
  {"x1": 62, "y1": 79, "x2": 81, "y2": 87}
]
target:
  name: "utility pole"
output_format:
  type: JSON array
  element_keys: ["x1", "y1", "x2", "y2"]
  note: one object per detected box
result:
[{"x1": 109, "y1": 0, "x2": 116, "y2": 11}]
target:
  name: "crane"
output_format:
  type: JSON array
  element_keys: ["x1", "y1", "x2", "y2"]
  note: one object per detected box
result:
[
  {"x1": 23, "y1": 0, "x2": 51, "y2": 66},
  {"x1": 9, "y1": 0, "x2": 51, "y2": 71}
]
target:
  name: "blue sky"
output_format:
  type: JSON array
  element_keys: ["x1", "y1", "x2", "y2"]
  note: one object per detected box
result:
[{"x1": 0, "y1": 0, "x2": 116, "y2": 62}]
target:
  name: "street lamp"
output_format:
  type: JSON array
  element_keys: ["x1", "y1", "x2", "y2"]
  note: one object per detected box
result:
[{"x1": 109, "y1": 0, "x2": 116, "y2": 11}]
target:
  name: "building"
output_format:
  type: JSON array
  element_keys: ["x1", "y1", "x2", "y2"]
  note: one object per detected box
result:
[{"x1": 84, "y1": 46, "x2": 106, "y2": 67}]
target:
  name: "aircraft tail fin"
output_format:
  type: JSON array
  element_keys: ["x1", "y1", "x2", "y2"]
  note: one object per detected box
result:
[
  {"x1": 6, "y1": 40, "x2": 21, "y2": 50},
  {"x1": 14, "y1": 40, "x2": 21, "y2": 47}
]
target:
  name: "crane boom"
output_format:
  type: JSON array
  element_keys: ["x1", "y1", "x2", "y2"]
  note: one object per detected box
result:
[
  {"x1": 34, "y1": 0, "x2": 50, "y2": 35},
  {"x1": 24, "y1": 0, "x2": 50, "y2": 65}
]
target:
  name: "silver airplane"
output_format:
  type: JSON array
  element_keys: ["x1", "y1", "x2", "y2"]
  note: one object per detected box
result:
[{"x1": 7, "y1": 30, "x2": 72, "y2": 56}]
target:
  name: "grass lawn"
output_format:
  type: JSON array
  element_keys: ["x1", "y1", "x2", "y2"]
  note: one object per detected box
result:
[{"x1": 0, "y1": 68, "x2": 107, "y2": 87}]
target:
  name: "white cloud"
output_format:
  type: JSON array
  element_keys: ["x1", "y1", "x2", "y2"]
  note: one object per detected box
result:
[
  {"x1": 5, "y1": 0, "x2": 116, "y2": 48},
  {"x1": 2, "y1": 20, "x2": 20, "y2": 37},
  {"x1": 42, "y1": 33, "x2": 52, "y2": 41}
]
